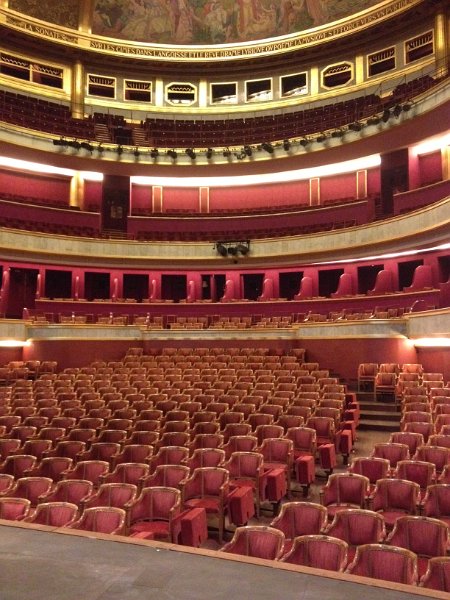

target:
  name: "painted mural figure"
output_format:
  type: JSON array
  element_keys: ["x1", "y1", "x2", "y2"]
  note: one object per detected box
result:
[
  {"x1": 90, "y1": 0, "x2": 381, "y2": 45},
  {"x1": 203, "y1": 1, "x2": 229, "y2": 44}
]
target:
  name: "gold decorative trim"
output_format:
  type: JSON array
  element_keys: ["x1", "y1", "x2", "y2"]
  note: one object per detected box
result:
[{"x1": 1, "y1": 1, "x2": 425, "y2": 62}]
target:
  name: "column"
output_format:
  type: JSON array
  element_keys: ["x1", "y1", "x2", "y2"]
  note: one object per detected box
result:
[
  {"x1": 78, "y1": 0, "x2": 95, "y2": 33},
  {"x1": 71, "y1": 60, "x2": 85, "y2": 118},
  {"x1": 70, "y1": 172, "x2": 85, "y2": 209},
  {"x1": 435, "y1": 9, "x2": 448, "y2": 77}
]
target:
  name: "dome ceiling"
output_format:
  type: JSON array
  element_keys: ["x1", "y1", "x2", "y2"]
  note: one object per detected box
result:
[{"x1": 10, "y1": 0, "x2": 384, "y2": 45}]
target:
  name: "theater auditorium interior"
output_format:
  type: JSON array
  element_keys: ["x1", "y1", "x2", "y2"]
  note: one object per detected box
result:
[{"x1": 0, "y1": 0, "x2": 449, "y2": 598}]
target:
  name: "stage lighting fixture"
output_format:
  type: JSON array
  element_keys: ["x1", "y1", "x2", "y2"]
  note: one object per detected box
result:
[
  {"x1": 227, "y1": 246, "x2": 238, "y2": 256},
  {"x1": 167, "y1": 149, "x2": 177, "y2": 159},
  {"x1": 261, "y1": 142, "x2": 274, "y2": 154},
  {"x1": 402, "y1": 102, "x2": 412, "y2": 112},
  {"x1": 315, "y1": 134, "x2": 327, "y2": 143},
  {"x1": 236, "y1": 242, "x2": 250, "y2": 255},
  {"x1": 300, "y1": 138, "x2": 310, "y2": 147},
  {"x1": 331, "y1": 129, "x2": 344, "y2": 138},
  {"x1": 349, "y1": 122, "x2": 362, "y2": 132},
  {"x1": 382, "y1": 109, "x2": 391, "y2": 123},
  {"x1": 243, "y1": 145, "x2": 253, "y2": 157},
  {"x1": 216, "y1": 243, "x2": 227, "y2": 257},
  {"x1": 53, "y1": 137, "x2": 67, "y2": 147},
  {"x1": 283, "y1": 139, "x2": 291, "y2": 151},
  {"x1": 235, "y1": 151, "x2": 246, "y2": 160},
  {"x1": 185, "y1": 148, "x2": 196, "y2": 159},
  {"x1": 97, "y1": 143, "x2": 104, "y2": 153},
  {"x1": 206, "y1": 148, "x2": 213, "y2": 159},
  {"x1": 150, "y1": 148, "x2": 159, "y2": 158},
  {"x1": 393, "y1": 104, "x2": 403, "y2": 118},
  {"x1": 80, "y1": 142, "x2": 94, "y2": 152},
  {"x1": 68, "y1": 140, "x2": 81, "y2": 150},
  {"x1": 116, "y1": 145, "x2": 123, "y2": 156},
  {"x1": 133, "y1": 147, "x2": 140, "y2": 157},
  {"x1": 367, "y1": 116, "x2": 380, "y2": 126},
  {"x1": 223, "y1": 148, "x2": 232, "y2": 158}
]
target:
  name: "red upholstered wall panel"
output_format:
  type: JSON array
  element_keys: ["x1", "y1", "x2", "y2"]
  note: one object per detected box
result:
[
  {"x1": 367, "y1": 167, "x2": 381, "y2": 195},
  {"x1": 84, "y1": 181, "x2": 102, "y2": 211},
  {"x1": 0, "y1": 169, "x2": 70, "y2": 203},
  {"x1": 418, "y1": 151, "x2": 443, "y2": 186},
  {"x1": 209, "y1": 181, "x2": 309, "y2": 211},
  {"x1": 131, "y1": 184, "x2": 151, "y2": 212},
  {"x1": 163, "y1": 188, "x2": 199, "y2": 211},
  {"x1": 320, "y1": 173, "x2": 356, "y2": 202}
]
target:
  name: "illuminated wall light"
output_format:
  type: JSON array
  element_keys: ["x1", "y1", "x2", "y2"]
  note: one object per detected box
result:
[
  {"x1": 413, "y1": 337, "x2": 450, "y2": 348},
  {"x1": 412, "y1": 133, "x2": 450, "y2": 156},
  {"x1": 132, "y1": 154, "x2": 381, "y2": 188},
  {"x1": 0, "y1": 340, "x2": 31, "y2": 348}
]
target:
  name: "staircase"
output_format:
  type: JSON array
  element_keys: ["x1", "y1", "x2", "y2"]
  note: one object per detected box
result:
[{"x1": 358, "y1": 392, "x2": 401, "y2": 432}]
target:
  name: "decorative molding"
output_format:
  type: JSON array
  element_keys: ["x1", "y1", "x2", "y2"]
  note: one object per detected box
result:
[{"x1": 1, "y1": 0, "x2": 424, "y2": 62}]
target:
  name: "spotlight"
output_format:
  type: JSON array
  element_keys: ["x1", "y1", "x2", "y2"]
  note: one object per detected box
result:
[
  {"x1": 402, "y1": 102, "x2": 412, "y2": 112},
  {"x1": 243, "y1": 145, "x2": 253, "y2": 157},
  {"x1": 283, "y1": 139, "x2": 291, "y2": 151},
  {"x1": 261, "y1": 142, "x2": 274, "y2": 154},
  {"x1": 53, "y1": 137, "x2": 67, "y2": 147},
  {"x1": 315, "y1": 134, "x2": 327, "y2": 143},
  {"x1": 331, "y1": 129, "x2": 344, "y2": 138},
  {"x1": 227, "y1": 246, "x2": 238, "y2": 256},
  {"x1": 116, "y1": 145, "x2": 123, "y2": 156},
  {"x1": 349, "y1": 122, "x2": 362, "y2": 132},
  {"x1": 206, "y1": 148, "x2": 213, "y2": 159},
  {"x1": 185, "y1": 148, "x2": 196, "y2": 159},
  {"x1": 150, "y1": 148, "x2": 159, "y2": 159},
  {"x1": 80, "y1": 142, "x2": 94, "y2": 152},
  {"x1": 68, "y1": 140, "x2": 81, "y2": 150},
  {"x1": 223, "y1": 148, "x2": 232, "y2": 158},
  {"x1": 236, "y1": 242, "x2": 250, "y2": 255},
  {"x1": 97, "y1": 143, "x2": 104, "y2": 153},
  {"x1": 167, "y1": 149, "x2": 177, "y2": 159},
  {"x1": 393, "y1": 104, "x2": 402, "y2": 118},
  {"x1": 235, "y1": 151, "x2": 246, "y2": 160},
  {"x1": 382, "y1": 109, "x2": 391, "y2": 123},
  {"x1": 367, "y1": 116, "x2": 380, "y2": 126},
  {"x1": 133, "y1": 147, "x2": 140, "y2": 157},
  {"x1": 300, "y1": 138, "x2": 310, "y2": 147},
  {"x1": 216, "y1": 243, "x2": 227, "y2": 257}
]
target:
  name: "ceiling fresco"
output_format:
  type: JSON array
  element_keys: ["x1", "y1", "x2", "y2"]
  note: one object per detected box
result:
[
  {"x1": 5, "y1": 1, "x2": 404, "y2": 46},
  {"x1": 91, "y1": 0, "x2": 382, "y2": 45}
]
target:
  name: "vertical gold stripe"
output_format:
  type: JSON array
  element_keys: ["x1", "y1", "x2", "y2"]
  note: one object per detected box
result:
[
  {"x1": 442, "y1": 146, "x2": 450, "y2": 181},
  {"x1": 310, "y1": 67, "x2": 319, "y2": 96},
  {"x1": 154, "y1": 79, "x2": 164, "y2": 107},
  {"x1": 198, "y1": 80, "x2": 208, "y2": 108},
  {"x1": 70, "y1": 173, "x2": 85, "y2": 209},
  {"x1": 71, "y1": 60, "x2": 85, "y2": 118},
  {"x1": 79, "y1": 0, "x2": 94, "y2": 34},
  {"x1": 435, "y1": 10, "x2": 448, "y2": 77},
  {"x1": 356, "y1": 170, "x2": 367, "y2": 199}
]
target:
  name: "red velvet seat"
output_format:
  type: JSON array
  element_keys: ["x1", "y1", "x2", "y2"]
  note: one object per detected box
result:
[
  {"x1": 221, "y1": 525, "x2": 285, "y2": 560},
  {"x1": 320, "y1": 473, "x2": 370, "y2": 520},
  {"x1": 23, "y1": 501, "x2": 78, "y2": 527},
  {"x1": 69, "y1": 506, "x2": 126, "y2": 535},
  {"x1": 281, "y1": 534, "x2": 348, "y2": 571},
  {"x1": 370, "y1": 478, "x2": 420, "y2": 530},
  {"x1": 420, "y1": 556, "x2": 450, "y2": 591},
  {"x1": 128, "y1": 486, "x2": 181, "y2": 541},
  {"x1": 38, "y1": 478, "x2": 93, "y2": 505},
  {"x1": 386, "y1": 515, "x2": 448, "y2": 578},
  {"x1": 0, "y1": 496, "x2": 31, "y2": 520},
  {"x1": 346, "y1": 543, "x2": 418, "y2": 584},
  {"x1": 325, "y1": 508, "x2": 386, "y2": 561},
  {"x1": 270, "y1": 501, "x2": 327, "y2": 553},
  {"x1": 182, "y1": 467, "x2": 229, "y2": 543}
]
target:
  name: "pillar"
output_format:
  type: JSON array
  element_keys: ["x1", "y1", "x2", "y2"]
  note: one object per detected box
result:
[{"x1": 70, "y1": 172, "x2": 85, "y2": 209}]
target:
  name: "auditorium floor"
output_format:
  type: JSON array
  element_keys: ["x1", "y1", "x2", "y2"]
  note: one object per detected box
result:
[{"x1": 0, "y1": 523, "x2": 436, "y2": 600}]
